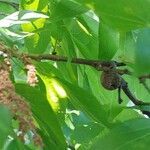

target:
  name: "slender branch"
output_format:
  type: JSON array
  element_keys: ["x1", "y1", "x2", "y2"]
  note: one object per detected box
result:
[
  {"x1": 0, "y1": 43, "x2": 126, "y2": 71},
  {"x1": 27, "y1": 54, "x2": 125, "y2": 71}
]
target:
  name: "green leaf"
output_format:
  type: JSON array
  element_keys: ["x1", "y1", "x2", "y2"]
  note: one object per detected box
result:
[
  {"x1": 35, "y1": 62, "x2": 110, "y2": 127},
  {"x1": 0, "y1": 105, "x2": 12, "y2": 149},
  {"x1": 21, "y1": 0, "x2": 50, "y2": 54},
  {"x1": 114, "y1": 108, "x2": 142, "y2": 122},
  {"x1": 135, "y1": 28, "x2": 150, "y2": 75},
  {"x1": 115, "y1": 31, "x2": 135, "y2": 65},
  {"x1": 37, "y1": 0, "x2": 49, "y2": 11},
  {"x1": 15, "y1": 79, "x2": 67, "y2": 150},
  {"x1": 90, "y1": 118, "x2": 150, "y2": 150},
  {"x1": 58, "y1": 78, "x2": 110, "y2": 127},
  {"x1": 129, "y1": 105, "x2": 150, "y2": 112},
  {"x1": 98, "y1": 22, "x2": 119, "y2": 60},
  {"x1": 11, "y1": 58, "x2": 27, "y2": 83},
  {"x1": 0, "y1": 11, "x2": 48, "y2": 28},
  {"x1": 38, "y1": 74, "x2": 68, "y2": 124},
  {"x1": 70, "y1": 19, "x2": 98, "y2": 58},
  {"x1": 50, "y1": 0, "x2": 88, "y2": 22},
  {"x1": 71, "y1": 122, "x2": 102, "y2": 144},
  {"x1": 77, "y1": 13, "x2": 99, "y2": 36},
  {"x1": 4, "y1": 139, "x2": 31, "y2": 150},
  {"x1": 55, "y1": 24, "x2": 78, "y2": 83},
  {"x1": 0, "y1": 2, "x2": 16, "y2": 19},
  {"x1": 94, "y1": 0, "x2": 150, "y2": 31},
  {"x1": 18, "y1": 10, "x2": 48, "y2": 20}
]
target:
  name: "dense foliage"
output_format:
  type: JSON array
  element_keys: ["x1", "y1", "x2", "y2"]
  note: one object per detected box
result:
[{"x1": 0, "y1": 0, "x2": 150, "y2": 149}]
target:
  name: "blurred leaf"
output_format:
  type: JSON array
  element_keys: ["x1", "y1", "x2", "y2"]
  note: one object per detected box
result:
[
  {"x1": 4, "y1": 139, "x2": 31, "y2": 150},
  {"x1": 52, "y1": 21, "x2": 78, "y2": 83},
  {"x1": 129, "y1": 105, "x2": 150, "y2": 112},
  {"x1": 18, "y1": 10, "x2": 48, "y2": 20},
  {"x1": 37, "y1": 0, "x2": 49, "y2": 11},
  {"x1": 71, "y1": 122, "x2": 102, "y2": 143},
  {"x1": 135, "y1": 28, "x2": 150, "y2": 75},
  {"x1": 90, "y1": 118, "x2": 150, "y2": 150},
  {"x1": 98, "y1": 22, "x2": 119, "y2": 60},
  {"x1": 58, "y1": 78, "x2": 110, "y2": 127},
  {"x1": 37, "y1": 128, "x2": 61, "y2": 150},
  {"x1": 94, "y1": 0, "x2": 150, "y2": 31},
  {"x1": 50, "y1": 0, "x2": 88, "y2": 22},
  {"x1": 0, "y1": 105, "x2": 12, "y2": 149},
  {"x1": 70, "y1": 19, "x2": 98, "y2": 59},
  {"x1": 116, "y1": 31, "x2": 135, "y2": 65},
  {"x1": 0, "y1": 2, "x2": 16, "y2": 19},
  {"x1": 0, "y1": 12, "x2": 28, "y2": 28},
  {"x1": 0, "y1": 28, "x2": 17, "y2": 46},
  {"x1": 0, "y1": 28, "x2": 34, "y2": 41},
  {"x1": 114, "y1": 108, "x2": 142, "y2": 122},
  {"x1": 21, "y1": 0, "x2": 49, "y2": 54},
  {"x1": 0, "y1": 11, "x2": 48, "y2": 28},
  {"x1": 77, "y1": 12, "x2": 99, "y2": 36},
  {"x1": 11, "y1": 58, "x2": 27, "y2": 83}
]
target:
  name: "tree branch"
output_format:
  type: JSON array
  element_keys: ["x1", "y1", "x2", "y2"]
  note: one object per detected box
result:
[
  {"x1": 0, "y1": 43, "x2": 149, "y2": 117},
  {"x1": 27, "y1": 54, "x2": 126, "y2": 71}
]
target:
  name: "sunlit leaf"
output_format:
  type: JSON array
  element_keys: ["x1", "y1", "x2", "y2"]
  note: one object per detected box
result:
[
  {"x1": 15, "y1": 79, "x2": 67, "y2": 149},
  {"x1": 21, "y1": 0, "x2": 49, "y2": 54},
  {"x1": 0, "y1": 11, "x2": 48, "y2": 28},
  {"x1": 35, "y1": 62, "x2": 110, "y2": 127}
]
